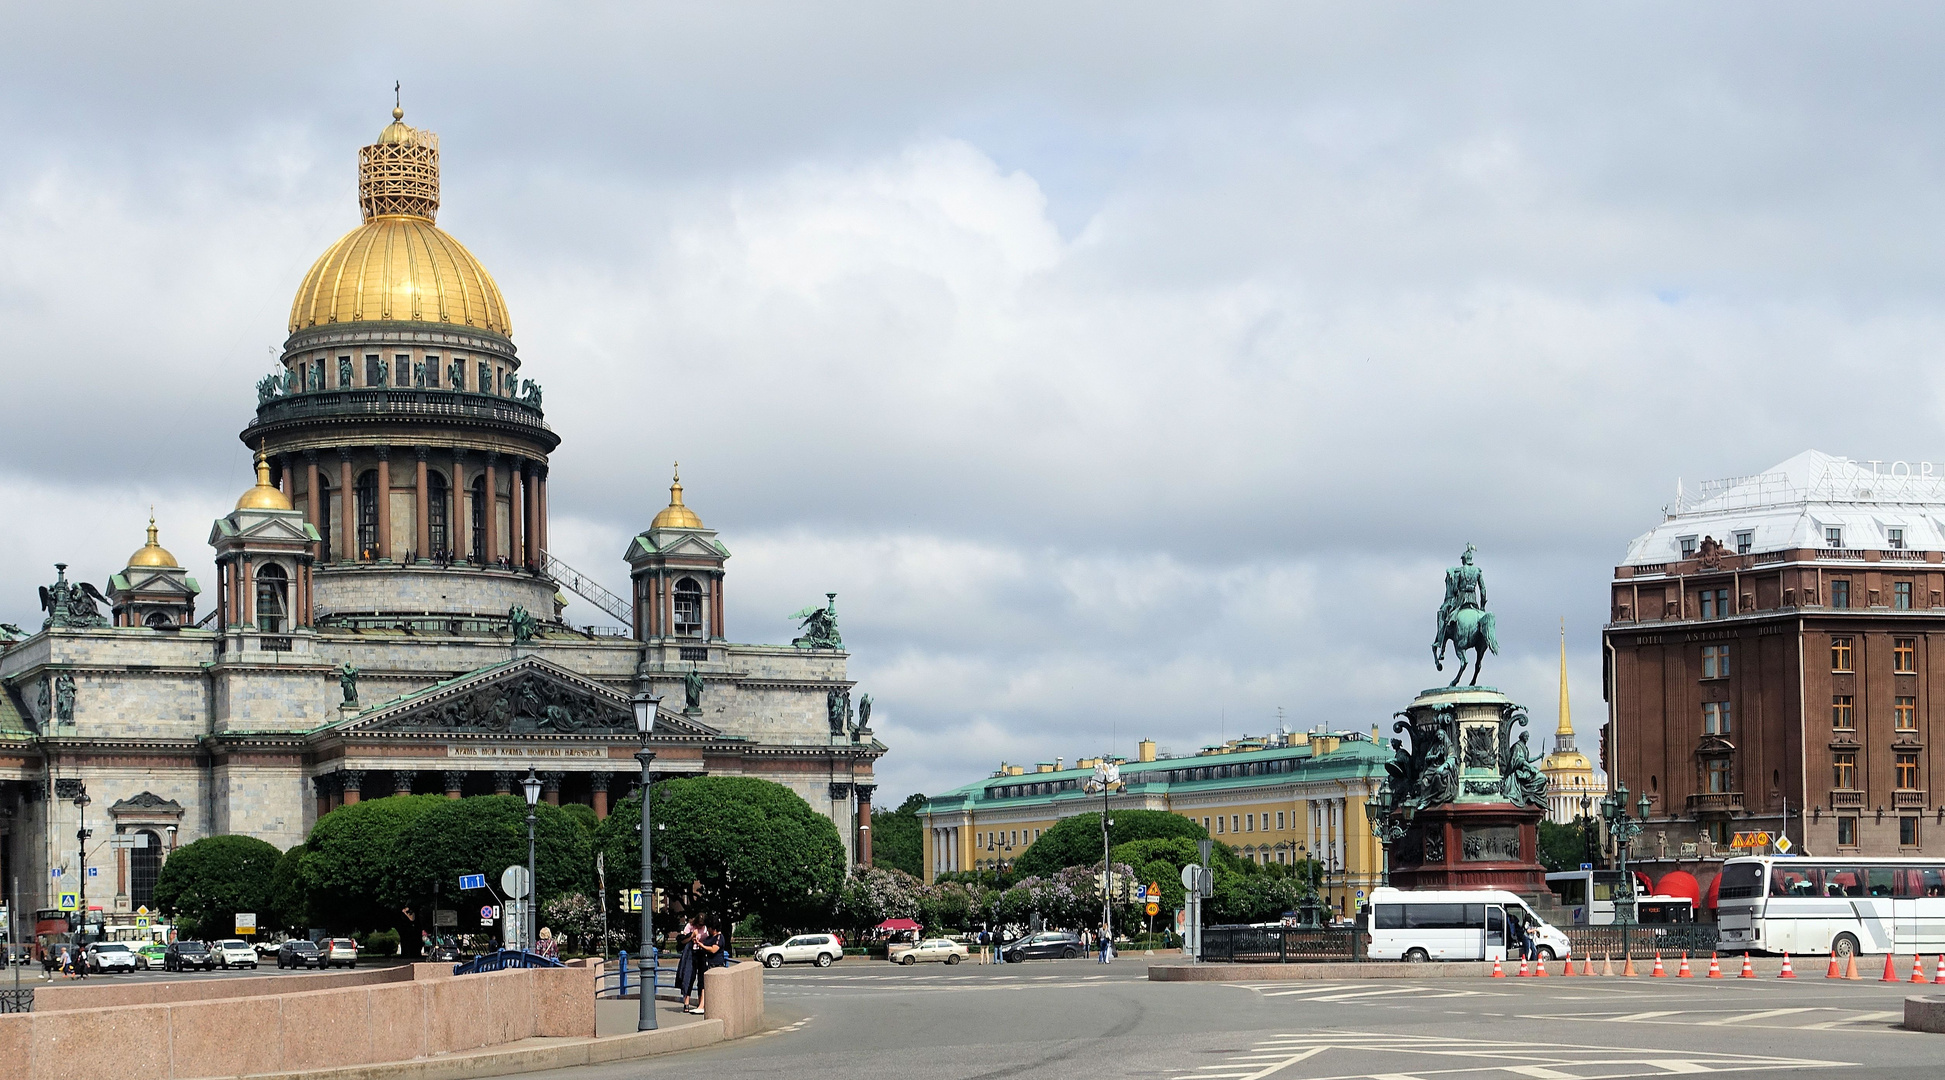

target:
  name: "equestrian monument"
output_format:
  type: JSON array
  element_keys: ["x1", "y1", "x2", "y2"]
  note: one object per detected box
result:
[{"x1": 1375, "y1": 546, "x2": 1550, "y2": 892}]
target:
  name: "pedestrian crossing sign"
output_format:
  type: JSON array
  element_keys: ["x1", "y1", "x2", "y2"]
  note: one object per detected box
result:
[
  {"x1": 57, "y1": 892, "x2": 77, "y2": 912},
  {"x1": 618, "y1": 888, "x2": 643, "y2": 912}
]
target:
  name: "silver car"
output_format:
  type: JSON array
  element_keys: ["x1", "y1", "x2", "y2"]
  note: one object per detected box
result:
[
  {"x1": 324, "y1": 938, "x2": 358, "y2": 968},
  {"x1": 894, "y1": 939, "x2": 968, "y2": 965},
  {"x1": 755, "y1": 934, "x2": 842, "y2": 968}
]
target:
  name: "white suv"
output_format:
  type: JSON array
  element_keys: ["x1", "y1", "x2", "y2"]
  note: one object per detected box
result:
[
  {"x1": 215, "y1": 940, "x2": 258, "y2": 969},
  {"x1": 755, "y1": 934, "x2": 842, "y2": 968},
  {"x1": 324, "y1": 938, "x2": 358, "y2": 968},
  {"x1": 86, "y1": 943, "x2": 139, "y2": 973}
]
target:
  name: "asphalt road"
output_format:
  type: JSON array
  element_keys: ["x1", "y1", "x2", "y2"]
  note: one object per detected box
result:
[{"x1": 529, "y1": 957, "x2": 1945, "y2": 1080}]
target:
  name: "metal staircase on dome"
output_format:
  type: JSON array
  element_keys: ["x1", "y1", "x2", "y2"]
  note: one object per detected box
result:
[{"x1": 540, "y1": 549, "x2": 633, "y2": 628}]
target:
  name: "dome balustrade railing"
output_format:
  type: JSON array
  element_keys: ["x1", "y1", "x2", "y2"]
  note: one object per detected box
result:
[{"x1": 249, "y1": 386, "x2": 551, "y2": 435}]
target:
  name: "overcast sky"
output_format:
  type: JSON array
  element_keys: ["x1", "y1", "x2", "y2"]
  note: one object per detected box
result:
[{"x1": 2, "y1": 4, "x2": 1941, "y2": 804}]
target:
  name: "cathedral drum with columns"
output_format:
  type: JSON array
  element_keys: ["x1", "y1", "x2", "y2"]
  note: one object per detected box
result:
[{"x1": 0, "y1": 108, "x2": 884, "y2": 924}]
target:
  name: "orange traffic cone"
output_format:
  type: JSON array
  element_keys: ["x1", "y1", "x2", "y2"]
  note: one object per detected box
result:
[
  {"x1": 1602, "y1": 953, "x2": 1614, "y2": 976},
  {"x1": 1778, "y1": 954, "x2": 1796, "y2": 979},
  {"x1": 1491, "y1": 955, "x2": 1505, "y2": 978},
  {"x1": 1561, "y1": 954, "x2": 1575, "y2": 976},
  {"x1": 1843, "y1": 952, "x2": 1861, "y2": 980},
  {"x1": 1934, "y1": 956, "x2": 1945, "y2": 983},
  {"x1": 1738, "y1": 953, "x2": 1756, "y2": 979},
  {"x1": 1535, "y1": 955, "x2": 1549, "y2": 977},
  {"x1": 1677, "y1": 952, "x2": 1693, "y2": 978},
  {"x1": 1912, "y1": 955, "x2": 1930, "y2": 984},
  {"x1": 1622, "y1": 953, "x2": 1638, "y2": 977},
  {"x1": 1650, "y1": 952, "x2": 1666, "y2": 977},
  {"x1": 1824, "y1": 950, "x2": 1840, "y2": 979},
  {"x1": 1581, "y1": 956, "x2": 1594, "y2": 976},
  {"x1": 1705, "y1": 953, "x2": 1722, "y2": 978},
  {"x1": 1516, "y1": 955, "x2": 1529, "y2": 977},
  {"x1": 1882, "y1": 953, "x2": 1900, "y2": 982}
]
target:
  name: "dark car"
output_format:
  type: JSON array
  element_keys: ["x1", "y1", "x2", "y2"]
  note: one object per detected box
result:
[
  {"x1": 427, "y1": 943, "x2": 466, "y2": 964},
  {"x1": 276, "y1": 939, "x2": 325, "y2": 969},
  {"x1": 164, "y1": 940, "x2": 217, "y2": 972},
  {"x1": 1002, "y1": 932, "x2": 1083, "y2": 962}
]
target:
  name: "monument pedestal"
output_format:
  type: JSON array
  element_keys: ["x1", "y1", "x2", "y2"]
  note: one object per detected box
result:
[{"x1": 1381, "y1": 685, "x2": 1549, "y2": 895}]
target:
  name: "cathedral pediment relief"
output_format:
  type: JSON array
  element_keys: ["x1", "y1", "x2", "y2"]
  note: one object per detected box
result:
[
  {"x1": 334, "y1": 656, "x2": 720, "y2": 739},
  {"x1": 109, "y1": 791, "x2": 185, "y2": 817}
]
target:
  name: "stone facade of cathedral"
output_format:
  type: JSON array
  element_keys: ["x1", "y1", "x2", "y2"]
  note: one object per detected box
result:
[{"x1": 0, "y1": 109, "x2": 883, "y2": 930}]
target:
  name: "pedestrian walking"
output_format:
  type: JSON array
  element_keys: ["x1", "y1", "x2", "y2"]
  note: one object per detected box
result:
[{"x1": 535, "y1": 927, "x2": 559, "y2": 962}]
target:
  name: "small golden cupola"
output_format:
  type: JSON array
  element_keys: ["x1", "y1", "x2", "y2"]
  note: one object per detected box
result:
[
  {"x1": 235, "y1": 449, "x2": 295, "y2": 512},
  {"x1": 650, "y1": 464, "x2": 705, "y2": 530},
  {"x1": 127, "y1": 513, "x2": 180, "y2": 569}
]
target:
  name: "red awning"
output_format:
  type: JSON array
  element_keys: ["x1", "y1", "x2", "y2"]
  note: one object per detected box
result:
[
  {"x1": 877, "y1": 918, "x2": 921, "y2": 931},
  {"x1": 1655, "y1": 870, "x2": 1703, "y2": 905}
]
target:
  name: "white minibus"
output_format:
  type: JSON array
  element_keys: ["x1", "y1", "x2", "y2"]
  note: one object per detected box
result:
[{"x1": 1363, "y1": 887, "x2": 1572, "y2": 962}]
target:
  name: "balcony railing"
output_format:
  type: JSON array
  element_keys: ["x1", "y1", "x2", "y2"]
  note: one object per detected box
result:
[
  {"x1": 1830, "y1": 790, "x2": 1865, "y2": 808},
  {"x1": 249, "y1": 388, "x2": 552, "y2": 435},
  {"x1": 1685, "y1": 792, "x2": 1744, "y2": 815},
  {"x1": 1895, "y1": 790, "x2": 1927, "y2": 809},
  {"x1": 1817, "y1": 548, "x2": 1867, "y2": 560}
]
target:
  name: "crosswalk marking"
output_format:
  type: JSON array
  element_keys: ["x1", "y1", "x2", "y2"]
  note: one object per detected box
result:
[
  {"x1": 1168, "y1": 1032, "x2": 1849, "y2": 1080},
  {"x1": 1801, "y1": 1010, "x2": 1902, "y2": 1029},
  {"x1": 1696, "y1": 1007, "x2": 1819, "y2": 1026}
]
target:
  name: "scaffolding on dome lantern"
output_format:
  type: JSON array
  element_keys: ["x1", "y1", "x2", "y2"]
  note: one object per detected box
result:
[{"x1": 359, "y1": 114, "x2": 441, "y2": 222}]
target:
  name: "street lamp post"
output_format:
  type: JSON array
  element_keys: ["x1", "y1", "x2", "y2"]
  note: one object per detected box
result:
[
  {"x1": 73, "y1": 787, "x2": 91, "y2": 946},
  {"x1": 521, "y1": 767, "x2": 542, "y2": 952},
  {"x1": 1577, "y1": 792, "x2": 1598, "y2": 868},
  {"x1": 1602, "y1": 782, "x2": 1650, "y2": 928},
  {"x1": 631, "y1": 693, "x2": 661, "y2": 1032},
  {"x1": 1364, "y1": 781, "x2": 1407, "y2": 889},
  {"x1": 1086, "y1": 760, "x2": 1121, "y2": 962}
]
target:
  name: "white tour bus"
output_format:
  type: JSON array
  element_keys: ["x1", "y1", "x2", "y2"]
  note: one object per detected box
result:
[
  {"x1": 1363, "y1": 887, "x2": 1572, "y2": 962},
  {"x1": 1715, "y1": 855, "x2": 1945, "y2": 957}
]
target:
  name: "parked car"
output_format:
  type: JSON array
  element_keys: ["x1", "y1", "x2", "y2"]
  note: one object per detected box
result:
[
  {"x1": 324, "y1": 938, "x2": 358, "y2": 968},
  {"x1": 136, "y1": 942, "x2": 167, "y2": 970},
  {"x1": 255, "y1": 940, "x2": 281, "y2": 959},
  {"x1": 428, "y1": 943, "x2": 466, "y2": 964},
  {"x1": 1002, "y1": 932, "x2": 1083, "y2": 962},
  {"x1": 86, "y1": 942, "x2": 140, "y2": 973},
  {"x1": 276, "y1": 939, "x2": 325, "y2": 969},
  {"x1": 214, "y1": 939, "x2": 258, "y2": 969},
  {"x1": 895, "y1": 939, "x2": 968, "y2": 965},
  {"x1": 755, "y1": 934, "x2": 843, "y2": 968},
  {"x1": 164, "y1": 940, "x2": 217, "y2": 972}
]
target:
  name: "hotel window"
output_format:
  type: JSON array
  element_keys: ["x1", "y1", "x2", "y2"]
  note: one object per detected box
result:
[
  {"x1": 1702, "y1": 644, "x2": 1731, "y2": 679},
  {"x1": 1832, "y1": 580, "x2": 1850, "y2": 609},
  {"x1": 1707, "y1": 820, "x2": 1730, "y2": 845},
  {"x1": 1833, "y1": 695, "x2": 1855, "y2": 730},
  {"x1": 1889, "y1": 527, "x2": 1906, "y2": 550},
  {"x1": 1735, "y1": 531, "x2": 1753, "y2": 555},
  {"x1": 1834, "y1": 752, "x2": 1858, "y2": 789},
  {"x1": 1827, "y1": 526, "x2": 1845, "y2": 548},
  {"x1": 1704, "y1": 757, "x2": 1731, "y2": 794},
  {"x1": 1700, "y1": 589, "x2": 1729, "y2": 619},
  {"x1": 1896, "y1": 581, "x2": 1914, "y2": 610},
  {"x1": 1896, "y1": 638, "x2": 1917, "y2": 673},
  {"x1": 1897, "y1": 752, "x2": 1920, "y2": 790},
  {"x1": 1832, "y1": 637, "x2": 1854, "y2": 672},
  {"x1": 1902, "y1": 817, "x2": 1920, "y2": 846},
  {"x1": 1277, "y1": 811, "x2": 1286, "y2": 830},
  {"x1": 1838, "y1": 817, "x2": 1857, "y2": 846},
  {"x1": 424, "y1": 354, "x2": 440, "y2": 387},
  {"x1": 1680, "y1": 536, "x2": 1697, "y2": 558},
  {"x1": 1897, "y1": 696, "x2": 1918, "y2": 731},
  {"x1": 1703, "y1": 701, "x2": 1731, "y2": 735}
]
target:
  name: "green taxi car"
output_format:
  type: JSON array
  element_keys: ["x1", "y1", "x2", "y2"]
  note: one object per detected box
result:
[{"x1": 136, "y1": 943, "x2": 167, "y2": 970}]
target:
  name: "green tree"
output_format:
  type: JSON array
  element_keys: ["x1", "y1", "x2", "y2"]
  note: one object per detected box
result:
[
  {"x1": 1012, "y1": 810, "x2": 1208, "y2": 878},
  {"x1": 390, "y1": 795, "x2": 593, "y2": 918},
  {"x1": 152, "y1": 834, "x2": 282, "y2": 939},
  {"x1": 870, "y1": 793, "x2": 926, "y2": 876},
  {"x1": 268, "y1": 843, "x2": 311, "y2": 933},
  {"x1": 1538, "y1": 819, "x2": 1591, "y2": 874},
  {"x1": 597, "y1": 776, "x2": 846, "y2": 935},
  {"x1": 301, "y1": 794, "x2": 446, "y2": 942}
]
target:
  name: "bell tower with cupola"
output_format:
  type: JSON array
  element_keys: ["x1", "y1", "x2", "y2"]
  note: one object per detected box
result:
[
  {"x1": 107, "y1": 514, "x2": 201, "y2": 627},
  {"x1": 240, "y1": 105, "x2": 559, "y2": 627},
  {"x1": 209, "y1": 450, "x2": 320, "y2": 651},
  {"x1": 625, "y1": 466, "x2": 729, "y2": 649}
]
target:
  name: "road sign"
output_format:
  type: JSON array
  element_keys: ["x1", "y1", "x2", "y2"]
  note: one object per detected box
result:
[
  {"x1": 136, "y1": 906, "x2": 150, "y2": 917},
  {"x1": 458, "y1": 874, "x2": 487, "y2": 891},
  {"x1": 501, "y1": 865, "x2": 531, "y2": 899},
  {"x1": 49, "y1": 868, "x2": 61, "y2": 879},
  {"x1": 618, "y1": 888, "x2": 643, "y2": 913},
  {"x1": 86, "y1": 867, "x2": 98, "y2": 879},
  {"x1": 1730, "y1": 831, "x2": 1773, "y2": 849},
  {"x1": 1580, "y1": 862, "x2": 1593, "y2": 871},
  {"x1": 1147, "y1": 882, "x2": 1161, "y2": 901},
  {"x1": 57, "y1": 893, "x2": 77, "y2": 912},
  {"x1": 136, "y1": 918, "x2": 149, "y2": 929},
  {"x1": 1180, "y1": 865, "x2": 1199, "y2": 890},
  {"x1": 1145, "y1": 902, "x2": 1159, "y2": 916},
  {"x1": 480, "y1": 905, "x2": 495, "y2": 921},
  {"x1": 235, "y1": 913, "x2": 256, "y2": 934},
  {"x1": 1775, "y1": 835, "x2": 1795, "y2": 855}
]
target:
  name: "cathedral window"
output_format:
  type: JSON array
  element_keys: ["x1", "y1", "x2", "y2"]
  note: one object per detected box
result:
[
  {"x1": 255, "y1": 564, "x2": 289, "y2": 633},
  {"x1": 130, "y1": 830, "x2": 162, "y2": 909},
  {"x1": 144, "y1": 611, "x2": 173, "y2": 628},
  {"x1": 428, "y1": 471, "x2": 450, "y2": 556},
  {"x1": 424, "y1": 354, "x2": 440, "y2": 387},
  {"x1": 316, "y1": 474, "x2": 333, "y2": 561},
  {"x1": 674, "y1": 577, "x2": 704, "y2": 638},
  {"x1": 365, "y1": 355, "x2": 382, "y2": 387},
  {"x1": 471, "y1": 474, "x2": 487, "y2": 560},
  {"x1": 356, "y1": 470, "x2": 381, "y2": 559},
  {"x1": 395, "y1": 354, "x2": 411, "y2": 387}
]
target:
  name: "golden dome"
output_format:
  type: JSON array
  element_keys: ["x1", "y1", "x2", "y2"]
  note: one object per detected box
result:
[
  {"x1": 286, "y1": 108, "x2": 511, "y2": 337},
  {"x1": 650, "y1": 464, "x2": 705, "y2": 530},
  {"x1": 236, "y1": 450, "x2": 294, "y2": 512},
  {"x1": 127, "y1": 514, "x2": 180, "y2": 569}
]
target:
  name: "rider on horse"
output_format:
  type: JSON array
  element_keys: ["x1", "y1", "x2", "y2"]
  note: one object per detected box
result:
[{"x1": 1434, "y1": 544, "x2": 1487, "y2": 647}]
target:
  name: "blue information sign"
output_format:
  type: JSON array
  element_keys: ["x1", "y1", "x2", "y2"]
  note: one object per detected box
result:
[{"x1": 459, "y1": 874, "x2": 487, "y2": 891}]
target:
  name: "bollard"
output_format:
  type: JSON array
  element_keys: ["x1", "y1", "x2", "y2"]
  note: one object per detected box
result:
[{"x1": 618, "y1": 950, "x2": 629, "y2": 998}]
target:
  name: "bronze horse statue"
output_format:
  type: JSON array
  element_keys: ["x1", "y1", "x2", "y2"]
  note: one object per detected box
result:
[{"x1": 1434, "y1": 606, "x2": 1499, "y2": 686}]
